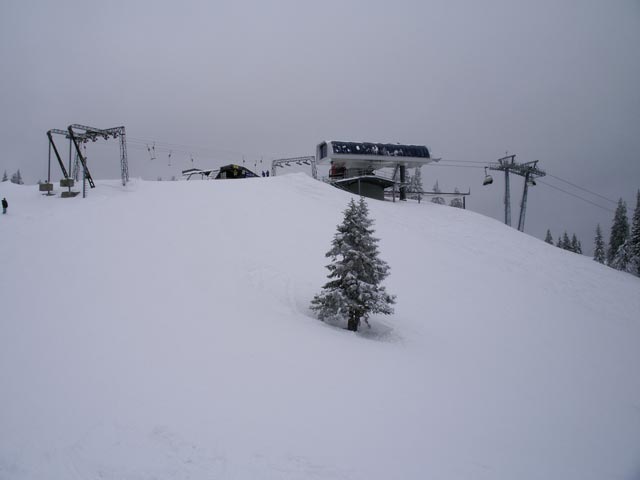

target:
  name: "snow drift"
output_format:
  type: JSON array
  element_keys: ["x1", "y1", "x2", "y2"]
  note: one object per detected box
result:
[{"x1": 0, "y1": 174, "x2": 638, "y2": 480}]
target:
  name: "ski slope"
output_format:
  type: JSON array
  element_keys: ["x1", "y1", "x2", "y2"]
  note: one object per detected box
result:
[{"x1": 0, "y1": 174, "x2": 639, "y2": 480}]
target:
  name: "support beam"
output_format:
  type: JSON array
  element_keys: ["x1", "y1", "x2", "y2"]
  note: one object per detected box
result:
[
  {"x1": 68, "y1": 126, "x2": 95, "y2": 188},
  {"x1": 46, "y1": 130, "x2": 70, "y2": 179},
  {"x1": 518, "y1": 172, "x2": 531, "y2": 232},
  {"x1": 119, "y1": 129, "x2": 129, "y2": 186},
  {"x1": 504, "y1": 169, "x2": 511, "y2": 226},
  {"x1": 399, "y1": 165, "x2": 406, "y2": 201}
]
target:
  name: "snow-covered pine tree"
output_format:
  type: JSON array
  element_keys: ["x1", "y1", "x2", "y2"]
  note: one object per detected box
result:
[
  {"x1": 408, "y1": 167, "x2": 423, "y2": 201},
  {"x1": 561, "y1": 232, "x2": 571, "y2": 250},
  {"x1": 310, "y1": 198, "x2": 396, "y2": 332},
  {"x1": 610, "y1": 240, "x2": 630, "y2": 271},
  {"x1": 1, "y1": 170, "x2": 7, "y2": 182},
  {"x1": 10, "y1": 169, "x2": 23, "y2": 185},
  {"x1": 431, "y1": 180, "x2": 445, "y2": 205},
  {"x1": 627, "y1": 190, "x2": 640, "y2": 276},
  {"x1": 570, "y1": 234, "x2": 581, "y2": 254},
  {"x1": 544, "y1": 229, "x2": 554, "y2": 244},
  {"x1": 607, "y1": 199, "x2": 629, "y2": 265},
  {"x1": 449, "y1": 187, "x2": 464, "y2": 208},
  {"x1": 593, "y1": 224, "x2": 606, "y2": 263}
]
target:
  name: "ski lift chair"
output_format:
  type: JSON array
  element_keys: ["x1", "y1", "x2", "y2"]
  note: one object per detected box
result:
[{"x1": 483, "y1": 167, "x2": 493, "y2": 186}]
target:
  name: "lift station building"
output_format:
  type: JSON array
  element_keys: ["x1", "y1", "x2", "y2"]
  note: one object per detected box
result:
[{"x1": 315, "y1": 141, "x2": 437, "y2": 200}]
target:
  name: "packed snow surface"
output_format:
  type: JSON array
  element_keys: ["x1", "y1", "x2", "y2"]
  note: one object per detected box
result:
[{"x1": 1, "y1": 174, "x2": 639, "y2": 480}]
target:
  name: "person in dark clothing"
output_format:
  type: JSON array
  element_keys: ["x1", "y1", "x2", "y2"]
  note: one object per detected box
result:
[{"x1": 2, "y1": 197, "x2": 7, "y2": 214}]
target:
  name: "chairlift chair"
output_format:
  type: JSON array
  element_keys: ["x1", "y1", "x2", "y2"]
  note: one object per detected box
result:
[
  {"x1": 483, "y1": 166, "x2": 493, "y2": 186},
  {"x1": 147, "y1": 143, "x2": 156, "y2": 161}
]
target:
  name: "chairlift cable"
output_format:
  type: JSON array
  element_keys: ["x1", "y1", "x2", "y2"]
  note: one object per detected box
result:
[
  {"x1": 427, "y1": 162, "x2": 615, "y2": 213},
  {"x1": 440, "y1": 158, "x2": 488, "y2": 164},
  {"x1": 536, "y1": 180, "x2": 614, "y2": 213},
  {"x1": 546, "y1": 173, "x2": 617, "y2": 204},
  {"x1": 128, "y1": 136, "x2": 621, "y2": 213}
]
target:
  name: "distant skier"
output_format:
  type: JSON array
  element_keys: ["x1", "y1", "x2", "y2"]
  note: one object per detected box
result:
[{"x1": 2, "y1": 197, "x2": 7, "y2": 214}]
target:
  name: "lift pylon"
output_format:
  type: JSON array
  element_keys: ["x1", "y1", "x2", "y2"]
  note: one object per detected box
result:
[
  {"x1": 487, "y1": 155, "x2": 545, "y2": 232},
  {"x1": 47, "y1": 124, "x2": 128, "y2": 191}
]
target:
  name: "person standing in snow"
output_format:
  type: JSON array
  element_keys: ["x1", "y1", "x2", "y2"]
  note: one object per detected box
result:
[{"x1": 2, "y1": 197, "x2": 7, "y2": 214}]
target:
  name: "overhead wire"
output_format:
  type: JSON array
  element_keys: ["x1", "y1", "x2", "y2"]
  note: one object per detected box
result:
[
  {"x1": 536, "y1": 180, "x2": 615, "y2": 213},
  {"x1": 427, "y1": 159, "x2": 617, "y2": 214},
  {"x1": 434, "y1": 158, "x2": 618, "y2": 213},
  {"x1": 98, "y1": 135, "x2": 621, "y2": 214},
  {"x1": 439, "y1": 158, "x2": 488, "y2": 164},
  {"x1": 126, "y1": 136, "x2": 270, "y2": 159},
  {"x1": 431, "y1": 163, "x2": 485, "y2": 170},
  {"x1": 546, "y1": 173, "x2": 617, "y2": 205}
]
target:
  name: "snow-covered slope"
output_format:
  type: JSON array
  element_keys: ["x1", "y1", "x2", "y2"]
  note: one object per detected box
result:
[{"x1": 1, "y1": 175, "x2": 638, "y2": 480}]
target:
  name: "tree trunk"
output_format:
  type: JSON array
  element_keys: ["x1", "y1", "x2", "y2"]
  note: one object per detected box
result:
[{"x1": 347, "y1": 313, "x2": 359, "y2": 332}]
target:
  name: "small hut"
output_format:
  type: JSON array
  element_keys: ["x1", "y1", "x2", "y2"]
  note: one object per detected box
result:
[{"x1": 215, "y1": 164, "x2": 259, "y2": 179}]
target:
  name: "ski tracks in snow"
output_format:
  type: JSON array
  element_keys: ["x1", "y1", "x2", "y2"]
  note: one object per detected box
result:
[
  {"x1": 246, "y1": 262, "x2": 308, "y2": 317},
  {"x1": 53, "y1": 421, "x2": 356, "y2": 480},
  {"x1": 57, "y1": 422, "x2": 228, "y2": 480}
]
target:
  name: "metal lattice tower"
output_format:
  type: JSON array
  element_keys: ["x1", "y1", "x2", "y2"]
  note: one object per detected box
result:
[
  {"x1": 68, "y1": 124, "x2": 129, "y2": 187},
  {"x1": 271, "y1": 156, "x2": 317, "y2": 179},
  {"x1": 47, "y1": 124, "x2": 129, "y2": 192},
  {"x1": 488, "y1": 154, "x2": 546, "y2": 232},
  {"x1": 119, "y1": 128, "x2": 129, "y2": 184}
]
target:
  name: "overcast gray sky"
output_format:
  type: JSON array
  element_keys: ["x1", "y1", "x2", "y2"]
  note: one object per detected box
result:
[{"x1": 1, "y1": 0, "x2": 639, "y2": 249}]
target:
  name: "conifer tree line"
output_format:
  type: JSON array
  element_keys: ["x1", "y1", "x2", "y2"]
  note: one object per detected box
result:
[
  {"x1": 543, "y1": 189, "x2": 640, "y2": 277},
  {"x1": 544, "y1": 229, "x2": 582, "y2": 254},
  {"x1": 2, "y1": 169, "x2": 23, "y2": 184},
  {"x1": 599, "y1": 191, "x2": 640, "y2": 277}
]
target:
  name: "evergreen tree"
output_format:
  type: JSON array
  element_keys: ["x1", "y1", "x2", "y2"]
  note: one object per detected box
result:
[
  {"x1": 310, "y1": 198, "x2": 396, "y2": 332},
  {"x1": 431, "y1": 180, "x2": 445, "y2": 205},
  {"x1": 607, "y1": 199, "x2": 629, "y2": 264},
  {"x1": 593, "y1": 224, "x2": 606, "y2": 263},
  {"x1": 544, "y1": 229, "x2": 554, "y2": 244},
  {"x1": 413, "y1": 166, "x2": 423, "y2": 193},
  {"x1": 561, "y1": 231, "x2": 571, "y2": 250},
  {"x1": 622, "y1": 189, "x2": 640, "y2": 276},
  {"x1": 449, "y1": 187, "x2": 464, "y2": 208},
  {"x1": 625, "y1": 190, "x2": 640, "y2": 276},
  {"x1": 10, "y1": 169, "x2": 23, "y2": 185},
  {"x1": 407, "y1": 167, "x2": 423, "y2": 201},
  {"x1": 1, "y1": 170, "x2": 7, "y2": 182},
  {"x1": 610, "y1": 240, "x2": 630, "y2": 271},
  {"x1": 570, "y1": 234, "x2": 581, "y2": 254}
]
